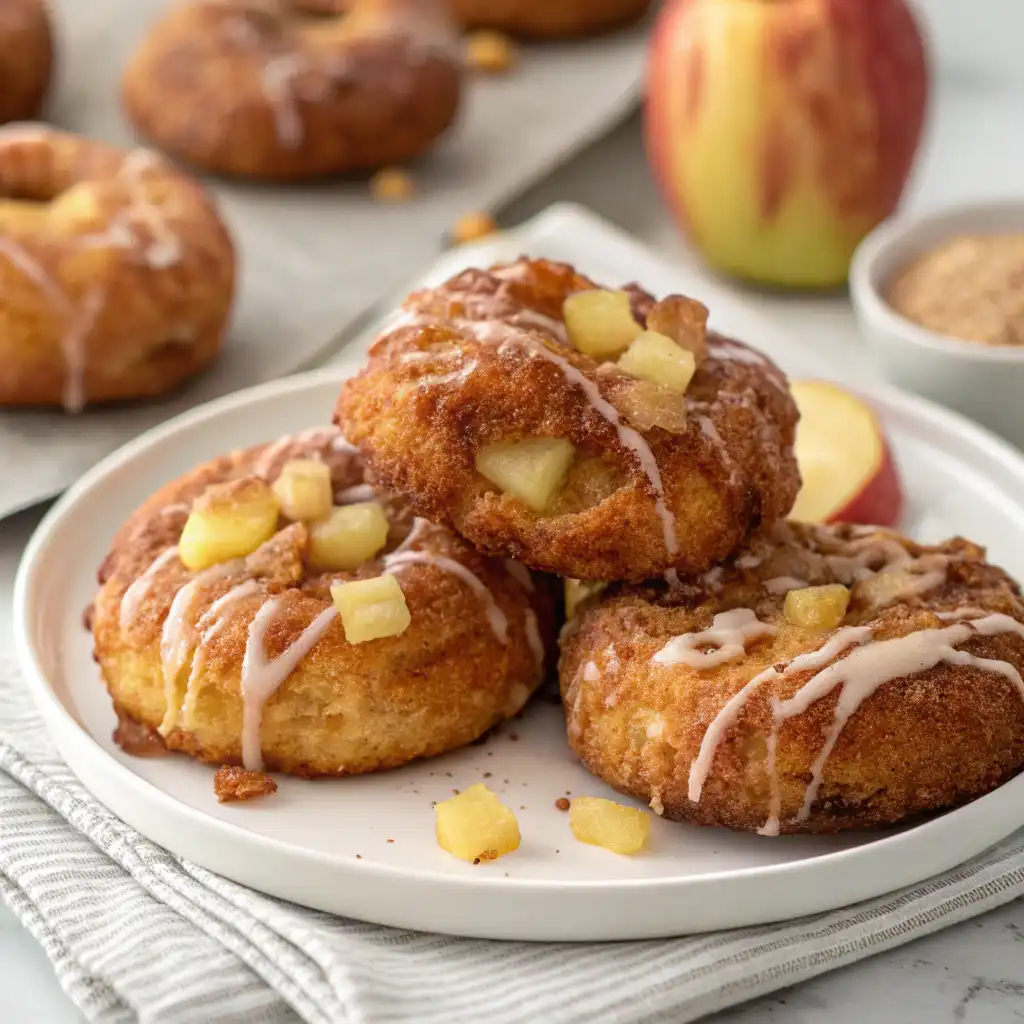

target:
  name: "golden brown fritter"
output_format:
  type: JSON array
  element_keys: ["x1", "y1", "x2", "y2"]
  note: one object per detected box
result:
[
  {"x1": 0, "y1": 127, "x2": 235, "y2": 410},
  {"x1": 449, "y1": 0, "x2": 650, "y2": 38},
  {"x1": 335, "y1": 258, "x2": 801, "y2": 582},
  {"x1": 92, "y1": 427, "x2": 556, "y2": 777},
  {"x1": 560, "y1": 522, "x2": 1024, "y2": 834},
  {"x1": 121, "y1": 0, "x2": 463, "y2": 181},
  {"x1": 0, "y1": 0, "x2": 52, "y2": 125}
]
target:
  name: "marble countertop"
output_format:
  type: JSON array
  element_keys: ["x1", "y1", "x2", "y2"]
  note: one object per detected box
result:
[{"x1": 4, "y1": 26, "x2": 1024, "y2": 1024}]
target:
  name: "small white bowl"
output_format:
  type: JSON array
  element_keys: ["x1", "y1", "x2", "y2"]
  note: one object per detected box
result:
[{"x1": 850, "y1": 199, "x2": 1024, "y2": 452}]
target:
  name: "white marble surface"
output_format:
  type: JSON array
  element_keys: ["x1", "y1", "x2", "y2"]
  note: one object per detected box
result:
[{"x1": 5, "y1": 6, "x2": 1024, "y2": 1020}]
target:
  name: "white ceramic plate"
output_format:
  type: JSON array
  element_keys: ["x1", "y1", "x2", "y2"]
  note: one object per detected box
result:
[{"x1": 15, "y1": 217, "x2": 1024, "y2": 942}]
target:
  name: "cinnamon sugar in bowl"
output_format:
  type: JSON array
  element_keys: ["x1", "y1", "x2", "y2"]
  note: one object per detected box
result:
[{"x1": 851, "y1": 200, "x2": 1024, "y2": 451}]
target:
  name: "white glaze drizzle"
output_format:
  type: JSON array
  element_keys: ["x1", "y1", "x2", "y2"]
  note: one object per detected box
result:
[
  {"x1": 653, "y1": 609, "x2": 776, "y2": 670},
  {"x1": 335, "y1": 483, "x2": 376, "y2": 504},
  {"x1": 764, "y1": 576, "x2": 809, "y2": 595},
  {"x1": 503, "y1": 559, "x2": 534, "y2": 592},
  {"x1": 524, "y1": 608, "x2": 544, "y2": 669},
  {"x1": 253, "y1": 426, "x2": 352, "y2": 479},
  {"x1": 240, "y1": 597, "x2": 339, "y2": 771},
  {"x1": 770, "y1": 613, "x2": 1024, "y2": 831},
  {"x1": 59, "y1": 288, "x2": 104, "y2": 413},
  {"x1": 158, "y1": 560, "x2": 242, "y2": 734},
  {"x1": 119, "y1": 547, "x2": 180, "y2": 631},
  {"x1": 690, "y1": 627, "x2": 873, "y2": 806},
  {"x1": 684, "y1": 612, "x2": 1024, "y2": 836},
  {"x1": 180, "y1": 579, "x2": 263, "y2": 729},
  {"x1": 510, "y1": 307, "x2": 568, "y2": 342},
  {"x1": 583, "y1": 661, "x2": 601, "y2": 683},
  {"x1": 697, "y1": 415, "x2": 738, "y2": 486},
  {"x1": 383, "y1": 550, "x2": 509, "y2": 644},
  {"x1": 936, "y1": 607, "x2": 988, "y2": 621},
  {"x1": 262, "y1": 54, "x2": 306, "y2": 149},
  {"x1": 0, "y1": 237, "x2": 100, "y2": 413}
]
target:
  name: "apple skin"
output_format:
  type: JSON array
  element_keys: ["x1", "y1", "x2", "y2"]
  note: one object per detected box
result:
[
  {"x1": 645, "y1": 0, "x2": 929, "y2": 288},
  {"x1": 790, "y1": 380, "x2": 906, "y2": 529},
  {"x1": 826, "y1": 435, "x2": 904, "y2": 528}
]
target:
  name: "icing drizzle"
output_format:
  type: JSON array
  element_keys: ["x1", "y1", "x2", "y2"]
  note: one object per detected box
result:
[
  {"x1": 653, "y1": 609, "x2": 776, "y2": 670},
  {"x1": 679, "y1": 610, "x2": 1024, "y2": 835},
  {"x1": 240, "y1": 598, "x2": 339, "y2": 771}
]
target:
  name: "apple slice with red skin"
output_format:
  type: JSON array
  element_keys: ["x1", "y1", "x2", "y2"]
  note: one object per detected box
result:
[{"x1": 790, "y1": 380, "x2": 904, "y2": 528}]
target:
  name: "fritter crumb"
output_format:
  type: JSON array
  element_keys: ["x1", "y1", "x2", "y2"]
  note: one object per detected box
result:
[{"x1": 214, "y1": 765, "x2": 277, "y2": 803}]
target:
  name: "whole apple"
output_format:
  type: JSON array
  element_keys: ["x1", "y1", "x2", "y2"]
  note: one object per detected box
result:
[{"x1": 645, "y1": 0, "x2": 929, "y2": 288}]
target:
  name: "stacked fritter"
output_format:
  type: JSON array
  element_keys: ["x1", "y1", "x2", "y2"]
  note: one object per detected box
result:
[{"x1": 337, "y1": 257, "x2": 1024, "y2": 834}]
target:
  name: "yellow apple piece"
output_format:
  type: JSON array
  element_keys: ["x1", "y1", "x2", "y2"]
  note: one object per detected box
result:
[
  {"x1": 784, "y1": 584, "x2": 850, "y2": 631},
  {"x1": 790, "y1": 381, "x2": 904, "y2": 527},
  {"x1": 564, "y1": 578, "x2": 607, "y2": 619},
  {"x1": 331, "y1": 574, "x2": 411, "y2": 644},
  {"x1": 618, "y1": 331, "x2": 697, "y2": 394},
  {"x1": 179, "y1": 478, "x2": 280, "y2": 571},
  {"x1": 308, "y1": 502, "x2": 390, "y2": 571},
  {"x1": 272, "y1": 459, "x2": 333, "y2": 523},
  {"x1": 855, "y1": 568, "x2": 921, "y2": 611},
  {"x1": 563, "y1": 289, "x2": 643, "y2": 358},
  {"x1": 435, "y1": 783, "x2": 521, "y2": 863},
  {"x1": 569, "y1": 797, "x2": 651, "y2": 855},
  {"x1": 475, "y1": 436, "x2": 575, "y2": 513}
]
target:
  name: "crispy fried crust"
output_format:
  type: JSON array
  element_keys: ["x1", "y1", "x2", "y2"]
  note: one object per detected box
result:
[
  {"x1": 0, "y1": 127, "x2": 235, "y2": 409},
  {"x1": 93, "y1": 428, "x2": 556, "y2": 777},
  {"x1": 450, "y1": 0, "x2": 650, "y2": 38},
  {"x1": 335, "y1": 258, "x2": 801, "y2": 582},
  {"x1": 0, "y1": 0, "x2": 52, "y2": 125},
  {"x1": 560, "y1": 522, "x2": 1024, "y2": 833},
  {"x1": 121, "y1": 0, "x2": 463, "y2": 180}
]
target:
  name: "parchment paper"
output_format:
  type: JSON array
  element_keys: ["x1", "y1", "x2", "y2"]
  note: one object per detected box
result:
[{"x1": 0, "y1": 0, "x2": 656, "y2": 518}]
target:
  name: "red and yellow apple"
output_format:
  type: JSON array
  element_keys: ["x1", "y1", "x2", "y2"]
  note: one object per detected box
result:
[
  {"x1": 790, "y1": 380, "x2": 904, "y2": 527},
  {"x1": 645, "y1": 0, "x2": 929, "y2": 288}
]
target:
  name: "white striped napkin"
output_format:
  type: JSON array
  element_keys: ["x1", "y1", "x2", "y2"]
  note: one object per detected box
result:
[{"x1": 3, "y1": 659, "x2": 1024, "y2": 1024}]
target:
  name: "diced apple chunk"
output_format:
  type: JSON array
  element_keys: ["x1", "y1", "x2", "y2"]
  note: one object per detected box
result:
[
  {"x1": 435, "y1": 783, "x2": 521, "y2": 862},
  {"x1": 569, "y1": 797, "x2": 650, "y2": 855},
  {"x1": 618, "y1": 331, "x2": 697, "y2": 395},
  {"x1": 179, "y1": 478, "x2": 280, "y2": 571},
  {"x1": 563, "y1": 289, "x2": 643, "y2": 358},
  {"x1": 272, "y1": 459, "x2": 332, "y2": 523},
  {"x1": 331, "y1": 574, "x2": 411, "y2": 644},
  {"x1": 784, "y1": 584, "x2": 850, "y2": 630},
  {"x1": 854, "y1": 569, "x2": 917, "y2": 611},
  {"x1": 475, "y1": 436, "x2": 575, "y2": 513},
  {"x1": 565, "y1": 578, "x2": 607, "y2": 619},
  {"x1": 308, "y1": 502, "x2": 390, "y2": 571}
]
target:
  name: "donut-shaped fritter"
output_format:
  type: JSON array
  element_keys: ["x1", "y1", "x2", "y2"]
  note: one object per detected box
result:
[
  {"x1": 336, "y1": 258, "x2": 801, "y2": 582},
  {"x1": 92, "y1": 426, "x2": 555, "y2": 777},
  {"x1": 0, "y1": 126, "x2": 235, "y2": 410},
  {"x1": 0, "y1": 0, "x2": 53, "y2": 125},
  {"x1": 560, "y1": 522, "x2": 1024, "y2": 834},
  {"x1": 450, "y1": 0, "x2": 650, "y2": 38},
  {"x1": 121, "y1": 0, "x2": 463, "y2": 180}
]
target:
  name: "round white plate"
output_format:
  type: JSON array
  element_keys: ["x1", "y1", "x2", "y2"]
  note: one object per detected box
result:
[{"x1": 15, "y1": 365, "x2": 1024, "y2": 942}]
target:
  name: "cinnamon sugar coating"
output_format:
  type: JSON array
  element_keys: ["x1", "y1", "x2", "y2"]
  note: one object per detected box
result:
[
  {"x1": 449, "y1": 0, "x2": 650, "y2": 38},
  {"x1": 0, "y1": 127, "x2": 235, "y2": 410},
  {"x1": 561, "y1": 522, "x2": 1024, "y2": 834},
  {"x1": 335, "y1": 258, "x2": 801, "y2": 582},
  {"x1": 0, "y1": 0, "x2": 52, "y2": 125},
  {"x1": 93, "y1": 428, "x2": 556, "y2": 777},
  {"x1": 121, "y1": 0, "x2": 463, "y2": 180}
]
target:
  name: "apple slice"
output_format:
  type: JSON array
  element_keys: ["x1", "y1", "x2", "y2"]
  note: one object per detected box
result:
[{"x1": 790, "y1": 380, "x2": 904, "y2": 527}]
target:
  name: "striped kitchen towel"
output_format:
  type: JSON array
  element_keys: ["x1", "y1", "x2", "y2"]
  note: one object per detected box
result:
[{"x1": 2, "y1": 663, "x2": 1024, "y2": 1024}]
